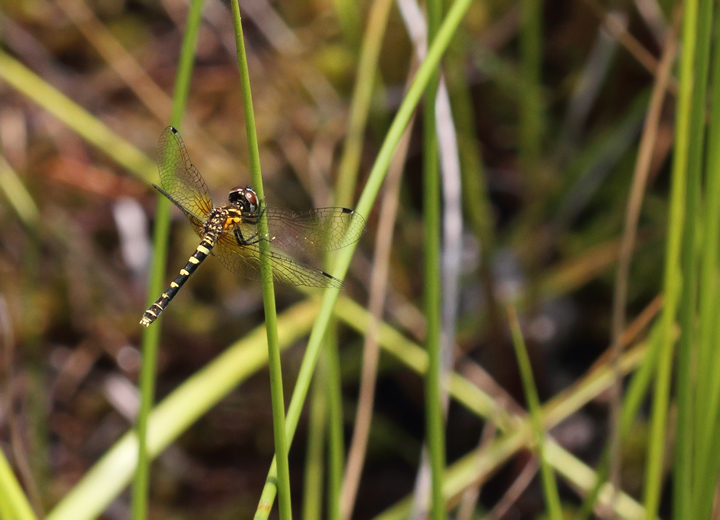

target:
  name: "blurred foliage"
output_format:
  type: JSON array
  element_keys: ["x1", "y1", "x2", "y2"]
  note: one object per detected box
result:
[{"x1": 0, "y1": 0, "x2": 685, "y2": 518}]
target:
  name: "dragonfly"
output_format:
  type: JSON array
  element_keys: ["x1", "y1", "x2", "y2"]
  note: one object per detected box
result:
[{"x1": 140, "y1": 126, "x2": 365, "y2": 327}]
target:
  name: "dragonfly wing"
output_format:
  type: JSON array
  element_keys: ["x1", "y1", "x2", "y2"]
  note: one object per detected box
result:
[
  {"x1": 264, "y1": 207, "x2": 365, "y2": 254},
  {"x1": 152, "y1": 184, "x2": 206, "y2": 237},
  {"x1": 157, "y1": 126, "x2": 214, "y2": 220},
  {"x1": 214, "y1": 233, "x2": 343, "y2": 289}
]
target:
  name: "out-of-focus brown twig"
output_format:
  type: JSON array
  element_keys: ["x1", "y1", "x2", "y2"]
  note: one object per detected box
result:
[
  {"x1": 482, "y1": 458, "x2": 540, "y2": 520},
  {"x1": 582, "y1": 0, "x2": 678, "y2": 94},
  {"x1": 607, "y1": 12, "x2": 678, "y2": 504},
  {"x1": 340, "y1": 112, "x2": 414, "y2": 520}
]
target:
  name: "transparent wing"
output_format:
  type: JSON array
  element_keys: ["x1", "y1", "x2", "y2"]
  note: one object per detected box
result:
[
  {"x1": 213, "y1": 233, "x2": 343, "y2": 289},
  {"x1": 264, "y1": 207, "x2": 365, "y2": 254},
  {"x1": 152, "y1": 184, "x2": 205, "y2": 237},
  {"x1": 156, "y1": 126, "x2": 214, "y2": 220}
]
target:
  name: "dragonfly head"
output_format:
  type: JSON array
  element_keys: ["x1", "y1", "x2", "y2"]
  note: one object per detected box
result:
[{"x1": 228, "y1": 186, "x2": 259, "y2": 214}]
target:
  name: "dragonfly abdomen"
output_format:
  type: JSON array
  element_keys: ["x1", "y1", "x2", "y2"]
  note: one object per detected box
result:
[{"x1": 139, "y1": 236, "x2": 216, "y2": 327}]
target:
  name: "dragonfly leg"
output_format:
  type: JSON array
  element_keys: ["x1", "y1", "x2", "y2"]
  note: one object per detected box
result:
[{"x1": 233, "y1": 226, "x2": 256, "y2": 246}]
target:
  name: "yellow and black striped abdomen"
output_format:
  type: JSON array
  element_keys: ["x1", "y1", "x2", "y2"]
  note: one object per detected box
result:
[{"x1": 139, "y1": 237, "x2": 215, "y2": 327}]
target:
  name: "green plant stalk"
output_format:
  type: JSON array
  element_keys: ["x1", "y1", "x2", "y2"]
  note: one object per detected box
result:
[
  {"x1": 373, "y1": 428, "x2": 647, "y2": 520},
  {"x1": 131, "y1": 1, "x2": 205, "y2": 518},
  {"x1": 693, "y1": 8, "x2": 720, "y2": 516},
  {"x1": 328, "y1": 1, "x2": 393, "y2": 515},
  {"x1": 578, "y1": 321, "x2": 664, "y2": 520},
  {"x1": 0, "y1": 446, "x2": 38, "y2": 520},
  {"x1": 678, "y1": 0, "x2": 713, "y2": 515},
  {"x1": 519, "y1": 0, "x2": 543, "y2": 188},
  {"x1": 0, "y1": 155, "x2": 41, "y2": 230},
  {"x1": 46, "y1": 286, "x2": 648, "y2": 520},
  {"x1": 644, "y1": 0, "x2": 697, "y2": 515},
  {"x1": 424, "y1": 0, "x2": 445, "y2": 518},
  {"x1": 231, "y1": 4, "x2": 292, "y2": 520},
  {"x1": 507, "y1": 306, "x2": 562, "y2": 520},
  {"x1": 0, "y1": 52, "x2": 156, "y2": 182},
  {"x1": 579, "y1": 321, "x2": 663, "y2": 518},
  {"x1": 303, "y1": 370, "x2": 328, "y2": 520},
  {"x1": 252, "y1": 2, "x2": 476, "y2": 516},
  {"x1": 693, "y1": 2, "x2": 720, "y2": 515},
  {"x1": 686, "y1": 0, "x2": 713, "y2": 424},
  {"x1": 132, "y1": 244, "x2": 169, "y2": 520},
  {"x1": 334, "y1": 0, "x2": 394, "y2": 208},
  {"x1": 324, "y1": 323, "x2": 344, "y2": 520},
  {"x1": 48, "y1": 299, "x2": 320, "y2": 520},
  {"x1": 378, "y1": 426, "x2": 648, "y2": 520},
  {"x1": 338, "y1": 295, "x2": 649, "y2": 520}
]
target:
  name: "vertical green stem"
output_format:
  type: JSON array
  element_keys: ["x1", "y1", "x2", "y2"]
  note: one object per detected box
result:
[
  {"x1": 303, "y1": 373, "x2": 327, "y2": 520},
  {"x1": 520, "y1": 0, "x2": 543, "y2": 188},
  {"x1": 334, "y1": 0, "x2": 394, "y2": 209},
  {"x1": 252, "y1": 1, "x2": 475, "y2": 515},
  {"x1": 678, "y1": 0, "x2": 713, "y2": 515},
  {"x1": 231, "y1": 4, "x2": 292, "y2": 520},
  {"x1": 644, "y1": 0, "x2": 697, "y2": 516},
  {"x1": 324, "y1": 324, "x2": 344, "y2": 520},
  {"x1": 424, "y1": 1, "x2": 444, "y2": 519},
  {"x1": 691, "y1": 0, "x2": 720, "y2": 515},
  {"x1": 507, "y1": 306, "x2": 562, "y2": 520},
  {"x1": 132, "y1": 1, "x2": 204, "y2": 518}
]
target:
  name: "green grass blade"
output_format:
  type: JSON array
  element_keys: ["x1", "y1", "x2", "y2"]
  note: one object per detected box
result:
[
  {"x1": 132, "y1": 2, "x2": 205, "y2": 519},
  {"x1": 0, "y1": 447, "x2": 38, "y2": 520},
  {"x1": 677, "y1": 0, "x2": 714, "y2": 514},
  {"x1": 424, "y1": 0, "x2": 444, "y2": 518},
  {"x1": 47, "y1": 299, "x2": 320, "y2": 520},
  {"x1": 0, "y1": 155, "x2": 40, "y2": 230},
  {"x1": 691, "y1": 0, "x2": 720, "y2": 514},
  {"x1": 644, "y1": 0, "x2": 698, "y2": 515},
  {"x1": 334, "y1": 0, "x2": 394, "y2": 208},
  {"x1": 330, "y1": 1, "x2": 394, "y2": 515},
  {"x1": 520, "y1": 0, "x2": 544, "y2": 190},
  {"x1": 302, "y1": 372, "x2": 327, "y2": 520},
  {"x1": 507, "y1": 306, "x2": 562, "y2": 520},
  {"x1": 0, "y1": 52, "x2": 156, "y2": 183},
  {"x1": 231, "y1": 4, "x2": 292, "y2": 520},
  {"x1": 251, "y1": 1, "x2": 476, "y2": 516},
  {"x1": 324, "y1": 325, "x2": 344, "y2": 520}
]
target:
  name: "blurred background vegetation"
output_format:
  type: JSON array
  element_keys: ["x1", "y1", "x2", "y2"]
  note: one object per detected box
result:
[{"x1": 0, "y1": 0, "x2": 711, "y2": 518}]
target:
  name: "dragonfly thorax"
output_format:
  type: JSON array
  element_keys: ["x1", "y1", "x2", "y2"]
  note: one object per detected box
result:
[
  {"x1": 203, "y1": 208, "x2": 231, "y2": 240},
  {"x1": 228, "y1": 186, "x2": 259, "y2": 215}
]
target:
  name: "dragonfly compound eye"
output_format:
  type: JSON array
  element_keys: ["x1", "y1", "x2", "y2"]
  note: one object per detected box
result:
[
  {"x1": 244, "y1": 187, "x2": 259, "y2": 212},
  {"x1": 228, "y1": 186, "x2": 258, "y2": 213}
]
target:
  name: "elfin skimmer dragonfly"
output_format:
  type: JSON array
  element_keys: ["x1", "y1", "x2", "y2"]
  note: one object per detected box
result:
[{"x1": 140, "y1": 126, "x2": 365, "y2": 327}]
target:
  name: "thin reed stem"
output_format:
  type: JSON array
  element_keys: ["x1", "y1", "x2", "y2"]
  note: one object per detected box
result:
[
  {"x1": 131, "y1": 1, "x2": 204, "y2": 518},
  {"x1": 231, "y1": 4, "x2": 292, "y2": 520}
]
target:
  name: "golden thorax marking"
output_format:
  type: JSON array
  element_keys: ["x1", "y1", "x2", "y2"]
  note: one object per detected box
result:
[
  {"x1": 180, "y1": 269, "x2": 190, "y2": 276},
  {"x1": 223, "y1": 216, "x2": 243, "y2": 230},
  {"x1": 188, "y1": 256, "x2": 200, "y2": 264}
]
